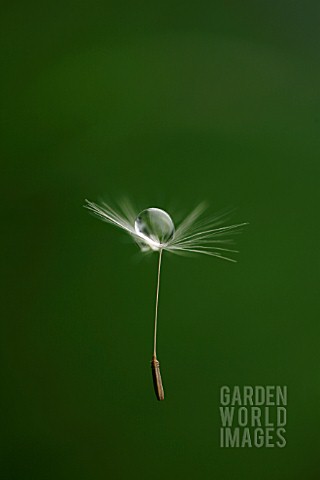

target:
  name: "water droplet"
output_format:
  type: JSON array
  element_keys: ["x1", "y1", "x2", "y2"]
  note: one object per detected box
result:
[{"x1": 135, "y1": 208, "x2": 175, "y2": 247}]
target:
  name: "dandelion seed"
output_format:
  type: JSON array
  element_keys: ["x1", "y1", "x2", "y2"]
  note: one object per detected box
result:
[{"x1": 84, "y1": 198, "x2": 248, "y2": 401}]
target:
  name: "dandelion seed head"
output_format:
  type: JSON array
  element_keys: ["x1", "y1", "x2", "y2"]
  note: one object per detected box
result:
[{"x1": 84, "y1": 198, "x2": 248, "y2": 262}]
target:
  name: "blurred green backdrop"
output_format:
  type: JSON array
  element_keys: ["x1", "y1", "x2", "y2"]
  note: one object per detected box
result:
[{"x1": 1, "y1": 1, "x2": 320, "y2": 479}]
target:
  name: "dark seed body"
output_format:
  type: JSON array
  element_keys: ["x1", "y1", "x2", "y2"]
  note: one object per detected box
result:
[{"x1": 151, "y1": 355, "x2": 164, "y2": 401}]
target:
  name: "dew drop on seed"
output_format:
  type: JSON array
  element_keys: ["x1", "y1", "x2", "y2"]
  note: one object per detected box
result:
[{"x1": 135, "y1": 208, "x2": 175, "y2": 246}]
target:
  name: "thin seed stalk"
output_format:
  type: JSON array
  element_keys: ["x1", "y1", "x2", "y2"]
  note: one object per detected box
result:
[{"x1": 151, "y1": 249, "x2": 164, "y2": 401}]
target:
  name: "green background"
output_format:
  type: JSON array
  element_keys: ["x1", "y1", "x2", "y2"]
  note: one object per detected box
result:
[{"x1": 2, "y1": 1, "x2": 320, "y2": 479}]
